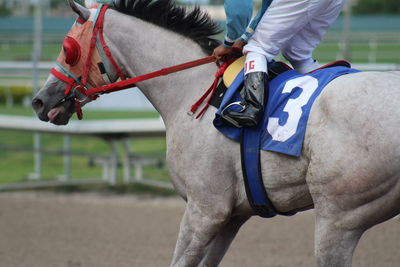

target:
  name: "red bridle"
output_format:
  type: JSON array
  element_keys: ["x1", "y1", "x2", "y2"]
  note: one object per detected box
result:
[
  {"x1": 51, "y1": 4, "x2": 125, "y2": 119},
  {"x1": 51, "y1": 4, "x2": 225, "y2": 120}
]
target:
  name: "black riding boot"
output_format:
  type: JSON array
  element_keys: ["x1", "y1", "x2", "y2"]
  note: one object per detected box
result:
[{"x1": 222, "y1": 71, "x2": 268, "y2": 127}]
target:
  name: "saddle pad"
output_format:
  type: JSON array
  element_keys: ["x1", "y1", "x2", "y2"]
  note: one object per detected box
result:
[{"x1": 213, "y1": 66, "x2": 360, "y2": 157}]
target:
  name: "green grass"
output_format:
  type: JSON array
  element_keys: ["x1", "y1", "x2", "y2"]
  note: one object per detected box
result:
[
  {"x1": 0, "y1": 105, "x2": 159, "y2": 119},
  {"x1": 0, "y1": 43, "x2": 61, "y2": 61},
  {"x1": 0, "y1": 106, "x2": 171, "y2": 187},
  {"x1": 1, "y1": 36, "x2": 400, "y2": 63},
  {"x1": 273, "y1": 43, "x2": 400, "y2": 64}
]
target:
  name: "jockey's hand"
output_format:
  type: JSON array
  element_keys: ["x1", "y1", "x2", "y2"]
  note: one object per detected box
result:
[
  {"x1": 233, "y1": 39, "x2": 245, "y2": 49},
  {"x1": 212, "y1": 44, "x2": 233, "y2": 61},
  {"x1": 213, "y1": 40, "x2": 246, "y2": 61}
]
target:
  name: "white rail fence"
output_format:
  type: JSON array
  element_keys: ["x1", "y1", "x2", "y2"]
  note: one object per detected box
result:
[{"x1": 0, "y1": 115, "x2": 171, "y2": 190}]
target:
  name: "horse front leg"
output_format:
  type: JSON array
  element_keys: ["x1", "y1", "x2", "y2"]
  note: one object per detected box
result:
[
  {"x1": 170, "y1": 201, "x2": 233, "y2": 267},
  {"x1": 199, "y1": 215, "x2": 250, "y2": 267},
  {"x1": 314, "y1": 215, "x2": 364, "y2": 267}
]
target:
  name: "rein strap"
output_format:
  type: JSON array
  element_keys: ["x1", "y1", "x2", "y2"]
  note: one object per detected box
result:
[{"x1": 85, "y1": 56, "x2": 217, "y2": 97}]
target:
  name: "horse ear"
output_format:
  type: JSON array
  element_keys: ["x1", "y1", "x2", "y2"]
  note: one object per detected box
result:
[{"x1": 67, "y1": 0, "x2": 90, "y2": 21}]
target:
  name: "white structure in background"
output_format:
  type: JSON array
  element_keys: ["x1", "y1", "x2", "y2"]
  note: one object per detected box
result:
[
  {"x1": 201, "y1": 5, "x2": 225, "y2": 21},
  {"x1": 85, "y1": 88, "x2": 155, "y2": 110},
  {"x1": 0, "y1": 114, "x2": 168, "y2": 189}
]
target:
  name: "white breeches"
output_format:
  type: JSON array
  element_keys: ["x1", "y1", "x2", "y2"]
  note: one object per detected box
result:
[{"x1": 244, "y1": 0, "x2": 345, "y2": 70}]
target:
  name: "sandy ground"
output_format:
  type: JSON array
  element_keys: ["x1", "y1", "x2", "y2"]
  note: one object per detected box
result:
[{"x1": 0, "y1": 191, "x2": 398, "y2": 267}]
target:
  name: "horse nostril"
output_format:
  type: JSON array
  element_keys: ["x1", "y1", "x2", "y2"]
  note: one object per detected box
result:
[{"x1": 32, "y1": 98, "x2": 44, "y2": 111}]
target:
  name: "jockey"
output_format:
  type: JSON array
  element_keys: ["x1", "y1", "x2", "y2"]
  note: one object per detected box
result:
[{"x1": 213, "y1": 0, "x2": 345, "y2": 127}]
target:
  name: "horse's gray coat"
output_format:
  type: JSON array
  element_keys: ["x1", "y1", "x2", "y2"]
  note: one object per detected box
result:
[{"x1": 32, "y1": 2, "x2": 400, "y2": 266}]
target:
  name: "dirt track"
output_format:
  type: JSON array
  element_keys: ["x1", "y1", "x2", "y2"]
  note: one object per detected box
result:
[{"x1": 0, "y1": 191, "x2": 398, "y2": 267}]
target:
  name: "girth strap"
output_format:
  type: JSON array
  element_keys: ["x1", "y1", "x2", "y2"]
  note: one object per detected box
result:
[
  {"x1": 240, "y1": 83, "x2": 297, "y2": 218},
  {"x1": 241, "y1": 120, "x2": 278, "y2": 218}
]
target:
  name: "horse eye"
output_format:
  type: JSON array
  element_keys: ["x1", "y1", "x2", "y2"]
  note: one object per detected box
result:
[{"x1": 62, "y1": 36, "x2": 81, "y2": 66}]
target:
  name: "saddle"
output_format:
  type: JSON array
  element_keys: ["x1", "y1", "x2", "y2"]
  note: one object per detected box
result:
[{"x1": 211, "y1": 58, "x2": 355, "y2": 218}]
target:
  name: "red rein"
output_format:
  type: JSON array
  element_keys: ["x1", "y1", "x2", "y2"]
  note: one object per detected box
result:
[
  {"x1": 85, "y1": 56, "x2": 218, "y2": 96},
  {"x1": 86, "y1": 55, "x2": 224, "y2": 119}
]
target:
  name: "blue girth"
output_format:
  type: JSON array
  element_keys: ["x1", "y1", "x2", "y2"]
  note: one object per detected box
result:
[
  {"x1": 241, "y1": 123, "x2": 284, "y2": 217},
  {"x1": 241, "y1": 97, "x2": 296, "y2": 218}
]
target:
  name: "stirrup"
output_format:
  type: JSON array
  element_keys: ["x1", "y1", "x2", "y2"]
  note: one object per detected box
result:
[{"x1": 221, "y1": 101, "x2": 246, "y2": 128}]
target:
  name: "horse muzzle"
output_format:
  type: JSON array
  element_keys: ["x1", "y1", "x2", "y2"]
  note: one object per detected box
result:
[{"x1": 32, "y1": 92, "x2": 75, "y2": 125}]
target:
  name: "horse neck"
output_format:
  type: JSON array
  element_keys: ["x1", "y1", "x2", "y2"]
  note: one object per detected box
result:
[{"x1": 103, "y1": 10, "x2": 217, "y2": 125}]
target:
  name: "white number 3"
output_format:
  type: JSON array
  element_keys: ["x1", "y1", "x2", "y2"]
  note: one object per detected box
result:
[{"x1": 267, "y1": 76, "x2": 319, "y2": 142}]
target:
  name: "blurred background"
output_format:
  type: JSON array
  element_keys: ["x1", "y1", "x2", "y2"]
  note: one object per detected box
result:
[{"x1": 0, "y1": 0, "x2": 399, "y2": 190}]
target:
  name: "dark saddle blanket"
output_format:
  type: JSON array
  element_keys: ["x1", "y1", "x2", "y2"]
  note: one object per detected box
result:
[{"x1": 213, "y1": 62, "x2": 359, "y2": 157}]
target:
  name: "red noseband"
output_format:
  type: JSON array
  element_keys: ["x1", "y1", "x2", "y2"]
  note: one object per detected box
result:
[{"x1": 63, "y1": 36, "x2": 81, "y2": 66}]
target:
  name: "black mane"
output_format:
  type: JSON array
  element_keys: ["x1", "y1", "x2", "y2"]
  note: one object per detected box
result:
[{"x1": 113, "y1": 0, "x2": 222, "y2": 54}]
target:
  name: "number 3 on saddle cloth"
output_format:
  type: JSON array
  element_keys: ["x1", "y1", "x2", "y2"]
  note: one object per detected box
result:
[{"x1": 213, "y1": 59, "x2": 359, "y2": 218}]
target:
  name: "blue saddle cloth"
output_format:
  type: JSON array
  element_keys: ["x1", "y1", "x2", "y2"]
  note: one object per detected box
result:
[{"x1": 214, "y1": 66, "x2": 360, "y2": 157}]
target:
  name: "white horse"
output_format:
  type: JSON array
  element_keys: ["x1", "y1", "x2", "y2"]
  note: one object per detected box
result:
[{"x1": 32, "y1": 1, "x2": 400, "y2": 266}]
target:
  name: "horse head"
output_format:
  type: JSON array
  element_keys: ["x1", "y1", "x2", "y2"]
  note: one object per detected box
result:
[{"x1": 32, "y1": 0, "x2": 121, "y2": 125}]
